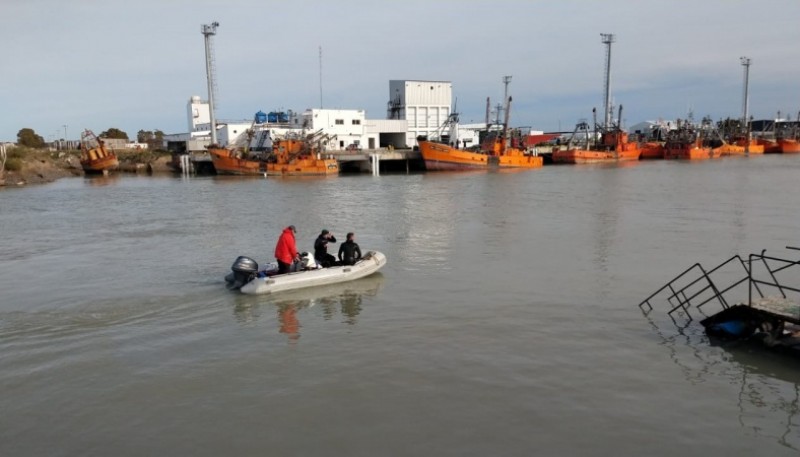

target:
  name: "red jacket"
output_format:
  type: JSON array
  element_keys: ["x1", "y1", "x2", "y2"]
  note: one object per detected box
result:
[{"x1": 274, "y1": 227, "x2": 298, "y2": 264}]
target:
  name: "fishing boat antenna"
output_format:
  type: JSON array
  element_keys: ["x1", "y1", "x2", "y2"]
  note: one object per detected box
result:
[
  {"x1": 600, "y1": 33, "x2": 615, "y2": 130},
  {"x1": 502, "y1": 75, "x2": 512, "y2": 104},
  {"x1": 201, "y1": 21, "x2": 220, "y2": 146}
]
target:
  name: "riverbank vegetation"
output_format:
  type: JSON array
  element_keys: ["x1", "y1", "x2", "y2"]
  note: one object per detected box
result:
[{"x1": 1, "y1": 145, "x2": 174, "y2": 188}]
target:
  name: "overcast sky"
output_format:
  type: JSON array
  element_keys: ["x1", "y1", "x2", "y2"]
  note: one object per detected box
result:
[{"x1": 3, "y1": 0, "x2": 799, "y2": 141}]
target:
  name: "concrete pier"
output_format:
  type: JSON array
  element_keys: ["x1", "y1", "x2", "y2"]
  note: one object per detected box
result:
[
  {"x1": 185, "y1": 148, "x2": 422, "y2": 175},
  {"x1": 328, "y1": 148, "x2": 422, "y2": 174}
]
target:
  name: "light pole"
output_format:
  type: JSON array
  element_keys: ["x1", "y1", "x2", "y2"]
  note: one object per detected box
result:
[
  {"x1": 601, "y1": 33, "x2": 616, "y2": 130},
  {"x1": 201, "y1": 21, "x2": 219, "y2": 146},
  {"x1": 740, "y1": 57, "x2": 751, "y2": 128}
]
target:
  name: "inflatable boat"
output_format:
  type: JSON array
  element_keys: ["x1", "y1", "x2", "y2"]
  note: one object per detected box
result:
[{"x1": 225, "y1": 251, "x2": 387, "y2": 295}]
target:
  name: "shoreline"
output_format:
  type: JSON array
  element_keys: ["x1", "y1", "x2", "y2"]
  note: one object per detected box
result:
[{"x1": 0, "y1": 149, "x2": 173, "y2": 188}]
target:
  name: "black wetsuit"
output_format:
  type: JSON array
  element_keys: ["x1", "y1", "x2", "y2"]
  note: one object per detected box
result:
[
  {"x1": 338, "y1": 240, "x2": 362, "y2": 266},
  {"x1": 314, "y1": 234, "x2": 337, "y2": 267}
]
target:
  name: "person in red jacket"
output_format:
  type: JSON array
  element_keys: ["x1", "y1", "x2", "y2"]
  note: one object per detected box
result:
[{"x1": 274, "y1": 225, "x2": 300, "y2": 274}]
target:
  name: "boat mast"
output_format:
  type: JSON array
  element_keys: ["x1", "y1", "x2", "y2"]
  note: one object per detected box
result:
[
  {"x1": 202, "y1": 21, "x2": 220, "y2": 146},
  {"x1": 501, "y1": 76, "x2": 512, "y2": 148},
  {"x1": 503, "y1": 96, "x2": 512, "y2": 151},
  {"x1": 601, "y1": 33, "x2": 615, "y2": 130}
]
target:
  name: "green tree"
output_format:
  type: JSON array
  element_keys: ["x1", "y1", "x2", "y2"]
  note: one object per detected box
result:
[
  {"x1": 136, "y1": 129, "x2": 153, "y2": 143},
  {"x1": 16, "y1": 128, "x2": 45, "y2": 148},
  {"x1": 137, "y1": 129, "x2": 165, "y2": 150},
  {"x1": 100, "y1": 128, "x2": 129, "y2": 140}
]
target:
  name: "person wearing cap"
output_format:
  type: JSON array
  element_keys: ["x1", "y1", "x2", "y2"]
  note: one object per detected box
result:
[
  {"x1": 313, "y1": 229, "x2": 338, "y2": 267},
  {"x1": 275, "y1": 225, "x2": 300, "y2": 274},
  {"x1": 338, "y1": 232, "x2": 362, "y2": 266}
]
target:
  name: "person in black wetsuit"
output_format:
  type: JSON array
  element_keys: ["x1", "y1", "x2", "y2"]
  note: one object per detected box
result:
[
  {"x1": 338, "y1": 232, "x2": 362, "y2": 266},
  {"x1": 314, "y1": 229, "x2": 338, "y2": 267}
]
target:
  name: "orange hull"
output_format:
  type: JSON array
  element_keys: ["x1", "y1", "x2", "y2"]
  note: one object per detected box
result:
[
  {"x1": 552, "y1": 130, "x2": 641, "y2": 164},
  {"x1": 209, "y1": 148, "x2": 338, "y2": 176},
  {"x1": 640, "y1": 142, "x2": 664, "y2": 159},
  {"x1": 664, "y1": 145, "x2": 716, "y2": 160},
  {"x1": 81, "y1": 154, "x2": 119, "y2": 173},
  {"x1": 712, "y1": 143, "x2": 746, "y2": 156},
  {"x1": 552, "y1": 147, "x2": 640, "y2": 164},
  {"x1": 756, "y1": 138, "x2": 781, "y2": 153},
  {"x1": 734, "y1": 139, "x2": 764, "y2": 154},
  {"x1": 778, "y1": 139, "x2": 800, "y2": 153},
  {"x1": 497, "y1": 153, "x2": 544, "y2": 168},
  {"x1": 80, "y1": 145, "x2": 119, "y2": 173},
  {"x1": 419, "y1": 141, "x2": 542, "y2": 170},
  {"x1": 419, "y1": 141, "x2": 490, "y2": 170}
]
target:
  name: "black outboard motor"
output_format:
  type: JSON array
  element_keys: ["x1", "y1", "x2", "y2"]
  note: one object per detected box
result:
[{"x1": 226, "y1": 256, "x2": 258, "y2": 290}]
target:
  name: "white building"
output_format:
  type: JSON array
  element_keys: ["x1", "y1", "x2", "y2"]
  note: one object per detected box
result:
[
  {"x1": 187, "y1": 95, "x2": 211, "y2": 132},
  {"x1": 387, "y1": 80, "x2": 452, "y2": 147},
  {"x1": 298, "y1": 109, "x2": 373, "y2": 150},
  {"x1": 628, "y1": 120, "x2": 675, "y2": 140}
]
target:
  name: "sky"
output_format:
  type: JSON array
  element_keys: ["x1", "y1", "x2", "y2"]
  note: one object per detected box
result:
[{"x1": 2, "y1": 0, "x2": 800, "y2": 142}]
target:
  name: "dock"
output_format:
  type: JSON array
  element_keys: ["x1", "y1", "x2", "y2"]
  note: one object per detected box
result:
[{"x1": 177, "y1": 148, "x2": 423, "y2": 175}]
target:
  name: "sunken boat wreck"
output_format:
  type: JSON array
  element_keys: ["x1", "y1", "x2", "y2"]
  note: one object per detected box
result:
[{"x1": 639, "y1": 246, "x2": 800, "y2": 353}]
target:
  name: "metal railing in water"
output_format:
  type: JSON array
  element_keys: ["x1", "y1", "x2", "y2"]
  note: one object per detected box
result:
[{"x1": 639, "y1": 246, "x2": 800, "y2": 324}]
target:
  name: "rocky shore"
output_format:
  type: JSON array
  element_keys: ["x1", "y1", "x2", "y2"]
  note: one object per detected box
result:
[{"x1": 0, "y1": 149, "x2": 174, "y2": 188}]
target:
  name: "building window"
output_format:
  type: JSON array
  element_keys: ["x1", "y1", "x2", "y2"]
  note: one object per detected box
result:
[
  {"x1": 352, "y1": 119, "x2": 361, "y2": 125},
  {"x1": 335, "y1": 119, "x2": 344, "y2": 125}
]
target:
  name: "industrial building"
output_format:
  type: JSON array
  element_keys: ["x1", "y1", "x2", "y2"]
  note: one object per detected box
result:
[
  {"x1": 164, "y1": 79, "x2": 452, "y2": 154},
  {"x1": 387, "y1": 80, "x2": 453, "y2": 147}
]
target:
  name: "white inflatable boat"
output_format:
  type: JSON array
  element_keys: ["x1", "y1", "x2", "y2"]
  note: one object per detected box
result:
[{"x1": 225, "y1": 251, "x2": 387, "y2": 295}]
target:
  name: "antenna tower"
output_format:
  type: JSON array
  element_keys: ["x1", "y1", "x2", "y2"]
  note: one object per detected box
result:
[
  {"x1": 201, "y1": 21, "x2": 220, "y2": 145},
  {"x1": 319, "y1": 46, "x2": 323, "y2": 108},
  {"x1": 600, "y1": 33, "x2": 615, "y2": 129}
]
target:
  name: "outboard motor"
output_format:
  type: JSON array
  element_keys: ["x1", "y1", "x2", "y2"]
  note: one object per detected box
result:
[
  {"x1": 226, "y1": 256, "x2": 258, "y2": 290},
  {"x1": 298, "y1": 252, "x2": 318, "y2": 270}
]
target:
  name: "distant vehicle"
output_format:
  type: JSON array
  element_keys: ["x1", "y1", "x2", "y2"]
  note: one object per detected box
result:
[{"x1": 345, "y1": 143, "x2": 362, "y2": 151}]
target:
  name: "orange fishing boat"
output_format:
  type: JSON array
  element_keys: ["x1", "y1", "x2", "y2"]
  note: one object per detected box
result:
[
  {"x1": 756, "y1": 137, "x2": 781, "y2": 153},
  {"x1": 640, "y1": 142, "x2": 665, "y2": 159},
  {"x1": 209, "y1": 137, "x2": 338, "y2": 176},
  {"x1": 778, "y1": 138, "x2": 800, "y2": 153},
  {"x1": 663, "y1": 123, "x2": 718, "y2": 160},
  {"x1": 419, "y1": 134, "x2": 543, "y2": 170},
  {"x1": 418, "y1": 140, "x2": 490, "y2": 170},
  {"x1": 419, "y1": 97, "x2": 543, "y2": 171},
  {"x1": 712, "y1": 142, "x2": 746, "y2": 156},
  {"x1": 80, "y1": 129, "x2": 119, "y2": 174},
  {"x1": 733, "y1": 138, "x2": 764, "y2": 154},
  {"x1": 756, "y1": 113, "x2": 800, "y2": 153},
  {"x1": 552, "y1": 107, "x2": 641, "y2": 164}
]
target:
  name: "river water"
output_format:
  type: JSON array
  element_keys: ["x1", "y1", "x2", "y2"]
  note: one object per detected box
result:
[{"x1": 1, "y1": 156, "x2": 800, "y2": 456}]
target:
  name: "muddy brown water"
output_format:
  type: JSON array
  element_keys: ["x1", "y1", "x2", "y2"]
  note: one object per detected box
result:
[{"x1": 1, "y1": 156, "x2": 800, "y2": 456}]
